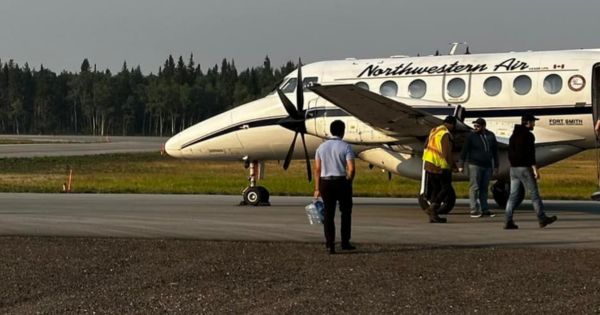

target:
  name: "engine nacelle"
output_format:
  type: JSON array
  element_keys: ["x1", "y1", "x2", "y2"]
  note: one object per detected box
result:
[{"x1": 358, "y1": 147, "x2": 423, "y2": 180}]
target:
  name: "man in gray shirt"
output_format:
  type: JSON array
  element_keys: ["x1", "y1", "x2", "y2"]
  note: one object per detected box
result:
[
  {"x1": 458, "y1": 117, "x2": 499, "y2": 218},
  {"x1": 314, "y1": 120, "x2": 356, "y2": 254}
]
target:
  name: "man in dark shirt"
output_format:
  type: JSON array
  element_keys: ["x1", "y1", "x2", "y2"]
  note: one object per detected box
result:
[
  {"x1": 504, "y1": 113, "x2": 557, "y2": 229},
  {"x1": 459, "y1": 117, "x2": 499, "y2": 218}
]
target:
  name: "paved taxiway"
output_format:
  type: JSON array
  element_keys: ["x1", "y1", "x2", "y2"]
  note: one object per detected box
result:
[
  {"x1": 1, "y1": 193, "x2": 599, "y2": 248},
  {"x1": 0, "y1": 135, "x2": 167, "y2": 157}
]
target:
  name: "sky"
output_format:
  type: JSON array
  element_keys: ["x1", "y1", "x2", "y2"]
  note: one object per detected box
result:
[{"x1": 2, "y1": 0, "x2": 600, "y2": 74}]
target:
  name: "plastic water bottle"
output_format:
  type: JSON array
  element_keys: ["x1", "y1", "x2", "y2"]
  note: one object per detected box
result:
[
  {"x1": 305, "y1": 202, "x2": 317, "y2": 224},
  {"x1": 305, "y1": 201, "x2": 324, "y2": 225}
]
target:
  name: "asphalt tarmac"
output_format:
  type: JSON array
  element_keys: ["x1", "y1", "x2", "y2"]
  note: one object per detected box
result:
[
  {"x1": 0, "y1": 135, "x2": 167, "y2": 157},
  {"x1": 1, "y1": 193, "x2": 599, "y2": 248}
]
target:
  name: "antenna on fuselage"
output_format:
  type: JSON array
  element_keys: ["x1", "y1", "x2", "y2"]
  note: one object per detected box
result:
[{"x1": 449, "y1": 42, "x2": 467, "y2": 55}]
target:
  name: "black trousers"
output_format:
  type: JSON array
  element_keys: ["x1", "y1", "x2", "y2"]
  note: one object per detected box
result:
[
  {"x1": 319, "y1": 178, "x2": 353, "y2": 247},
  {"x1": 427, "y1": 169, "x2": 452, "y2": 206}
]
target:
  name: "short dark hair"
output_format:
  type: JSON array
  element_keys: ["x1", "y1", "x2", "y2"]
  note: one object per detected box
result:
[
  {"x1": 330, "y1": 120, "x2": 345, "y2": 137},
  {"x1": 443, "y1": 116, "x2": 457, "y2": 126}
]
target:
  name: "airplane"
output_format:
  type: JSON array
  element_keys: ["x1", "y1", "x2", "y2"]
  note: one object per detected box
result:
[{"x1": 164, "y1": 44, "x2": 600, "y2": 213}]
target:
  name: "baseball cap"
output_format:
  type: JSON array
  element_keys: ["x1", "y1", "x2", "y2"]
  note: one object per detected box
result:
[
  {"x1": 472, "y1": 117, "x2": 486, "y2": 126},
  {"x1": 521, "y1": 113, "x2": 539, "y2": 122},
  {"x1": 443, "y1": 116, "x2": 457, "y2": 126}
]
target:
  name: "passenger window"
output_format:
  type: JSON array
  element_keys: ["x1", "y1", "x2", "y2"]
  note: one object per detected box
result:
[
  {"x1": 380, "y1": 80, "x2": 398, "y2": 97},
  {"x1": 281, "y1": 78, "x2": 298, "y2": 93},
  {"x1": 513, "y1": 75, "x2": 532, "y2": 95},
  {"x1": 447, "y1": 78, "x2": 465, "y2": 98},
  {"x1": 355, "y1": 81, "x2": 369, "y2": 91},
  {"x1": 408, "y1": 79, "x2": 427, "y2": 99},
  {"x1": 544, "y1": 74, "x2": 562, "y2": 94},
  {"x1": 483, "y1": 76, "x2": 502, "y2": 96}
]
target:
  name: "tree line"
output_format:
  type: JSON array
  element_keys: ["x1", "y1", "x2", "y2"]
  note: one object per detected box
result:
[{"x1": 0, "y1": 55, "x2": 296, "y2": 136}]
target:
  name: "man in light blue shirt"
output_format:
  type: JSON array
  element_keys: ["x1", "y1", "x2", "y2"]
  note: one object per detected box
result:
[{"x1": 313, "y1": 120, "x2": 356, "y2": 254}]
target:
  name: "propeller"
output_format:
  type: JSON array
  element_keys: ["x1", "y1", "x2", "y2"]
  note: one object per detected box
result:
[{"x1": 276, "y1": 59, "x2": 312, "y2": 182}]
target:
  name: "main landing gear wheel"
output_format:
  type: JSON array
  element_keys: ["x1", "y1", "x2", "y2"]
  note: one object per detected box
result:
[
  {"x1": 418, "y1": 186, "x2": 456, "y2": 215},
  {"x1": 492, "y1": 180, "x2": 525, "y2": 209}
]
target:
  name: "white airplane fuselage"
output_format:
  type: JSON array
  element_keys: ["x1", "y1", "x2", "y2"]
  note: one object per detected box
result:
[{"x1": 165, "y1": 49, "x2": 600, "y2": 181}]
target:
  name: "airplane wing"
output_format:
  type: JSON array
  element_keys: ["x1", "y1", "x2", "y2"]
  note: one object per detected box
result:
[{"x1": 309, "y1": 84, "x2": 445, "y2": 137}]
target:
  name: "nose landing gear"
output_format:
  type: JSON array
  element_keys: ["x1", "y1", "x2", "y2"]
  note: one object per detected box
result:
[{"x1": 240, "y1": 160, "x2": 270, "y2": 206}]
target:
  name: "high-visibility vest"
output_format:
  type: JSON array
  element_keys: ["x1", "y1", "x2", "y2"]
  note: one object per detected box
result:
[{"x1": 423, "y1": 125, "x2": 450, "y2": 169}]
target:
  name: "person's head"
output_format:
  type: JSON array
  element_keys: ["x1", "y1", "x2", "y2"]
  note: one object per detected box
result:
[
  {"x1": 443, "y1": 116, "x2": 457, "y2": 131},
  {"x1": 330, "y1": 120, "x2": 346, "y2": 138},
  {"x1": 521, "y1": 113, "x2": 539, "y2": 130},
  {"x1": 472, "y1": 117, "x2": 486, "y2": 133}
]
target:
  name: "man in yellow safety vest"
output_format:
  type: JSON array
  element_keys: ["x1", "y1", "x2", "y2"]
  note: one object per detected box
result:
[{"x1": 422, "y1": 116, "x2": 457, "y2": 223}]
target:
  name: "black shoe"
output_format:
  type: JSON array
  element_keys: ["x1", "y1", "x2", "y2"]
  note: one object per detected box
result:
[
  {"x1": 329, "y1": 246, "x2": 336, "y2": 255},
  {"x1": 481, "y1": 210, "x2": 496, "y2": 218},
  {"x1": 539, "y1": 215, "x2": 557, "y2": 228},
  {"x1": 429, "y1": 216, "x2": 447, "y2": 223},
  {"x1": 504, "y1": 220, "x2": 519, "y2": 230},
  {"x1": 341, "y1": 243, "x2": 356, "y2": 250}
]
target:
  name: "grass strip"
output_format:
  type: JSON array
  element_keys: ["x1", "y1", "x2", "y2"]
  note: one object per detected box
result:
[{"x1": 0, "y1": 150, "x2": 598, "y2": 199}]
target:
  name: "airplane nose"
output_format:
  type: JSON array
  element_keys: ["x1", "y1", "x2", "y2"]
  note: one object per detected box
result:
[{"x1": 164, "y1": 137, "x2": 182, "y2": 158}]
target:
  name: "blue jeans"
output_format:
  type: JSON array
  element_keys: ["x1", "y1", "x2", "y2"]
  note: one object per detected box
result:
[
  {"x1": 505, "y1": 167, "x2": 545, "y2": 222},
  {"x1": 468, "y1": 164, "x2": 492, "y2": 212}
]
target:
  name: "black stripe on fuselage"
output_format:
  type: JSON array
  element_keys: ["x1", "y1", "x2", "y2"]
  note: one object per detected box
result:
[
  {"x1": 180, "y1": 105, "x2": 592, "y2": 149},
  {"x1": 180, "y1": 117, "x2": 284, "y2": 149}
]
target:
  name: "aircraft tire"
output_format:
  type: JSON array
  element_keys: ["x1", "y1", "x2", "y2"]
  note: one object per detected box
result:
[
  {"x1": 418, "y1": 187, "x2": 456, "y2": 214},
  {"x1": 257, "y1": 186, "x2": 270, "y2": 203},
  {"x1": 242, "y1": 186, "x2": 270, "y2": 206},
  {"x1": 492, "y1": 180, "x2": 525, "y2": 209},
  {"x1": 243, "y1": 187, "x2": 261, "y2": 206},
  {"x1": 436, "y1": 186, "x2": 456, "y2": 214}
]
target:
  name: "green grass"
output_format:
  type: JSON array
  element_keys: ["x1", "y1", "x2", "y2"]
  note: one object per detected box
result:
[{"x1": 0, "y1": 150, "x2": 598, "y2": 199}]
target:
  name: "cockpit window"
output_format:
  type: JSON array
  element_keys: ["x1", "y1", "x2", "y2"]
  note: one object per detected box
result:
[
  {"x1": 280, "y1": 77, "x2": 319, "y2": 93},
  {"x1": 303, "y1": 77, "x2": 318, "y2": 90},
  {"x1": 281, "y1": 78, "x2": 298, "y2": 93}
]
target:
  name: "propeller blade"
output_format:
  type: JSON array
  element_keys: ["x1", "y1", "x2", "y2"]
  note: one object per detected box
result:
[
  {"x1": 296, "y1": 58, "x2": 304, "y2": 113},
  {"x1": 388, "y1": 171, "x2": 392, "y2": 181},
  {"x1": 283, "y1": 131, "x2": 299, "y2": 170},
  {"x1": 300, "y1": 133, "x2": 312, "y2": 182},
  {"x1": 277, "y1": 89, "x2": 300, "y2": 118}
]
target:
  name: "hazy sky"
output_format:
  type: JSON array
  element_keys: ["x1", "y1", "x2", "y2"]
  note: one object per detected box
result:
[{"x1": 2, "y1": 0, "x2": 600, "y2": 73}]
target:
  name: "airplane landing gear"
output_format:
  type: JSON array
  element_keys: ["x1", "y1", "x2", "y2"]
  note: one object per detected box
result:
[
  {"x1": 418, "y1": 170, "x2": 456, "y2": 214},
  {"x1": 492, "y1": 180, "x2": 524, "y2": 209},
  {"x1": 418, "y1": 187, "x2": 456, "y2": 214},
  {"x1": 240, "y1": 160, "x2": 270, "y2": 206}
]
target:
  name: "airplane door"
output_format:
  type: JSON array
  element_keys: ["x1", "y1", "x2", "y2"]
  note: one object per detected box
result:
[
  {"x1": 442, "y1": 73, "x2": 472, "y2": 104},
  {"x1": 592, "y1": 64, "x2": 600, "y2": 124},
  {"x1": 306, "y1": 97, "x2": 333, "y2": 138},
  {"x1": 306, "y1": 97, "x2": 319, "y2": 135}
]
